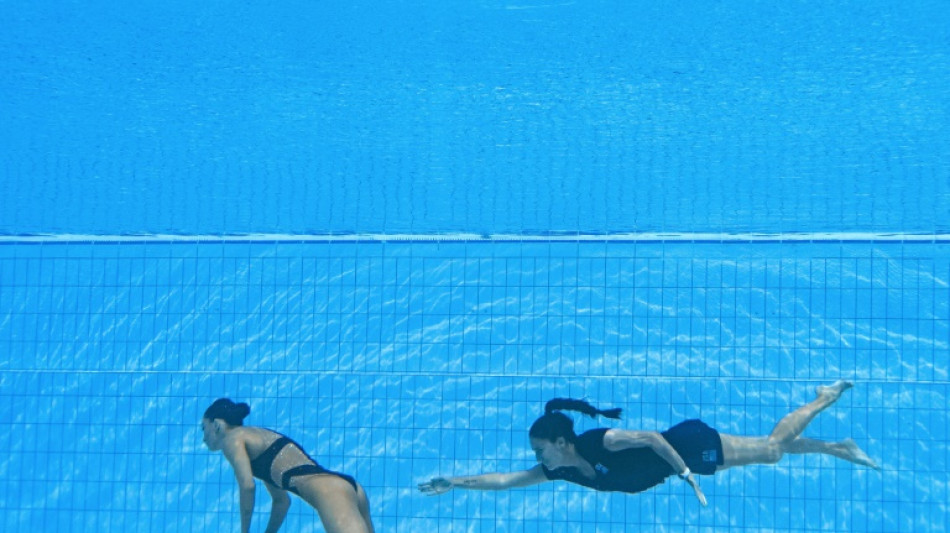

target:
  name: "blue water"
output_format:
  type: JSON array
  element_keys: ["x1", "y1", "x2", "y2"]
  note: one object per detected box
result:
[
  {"x1": 1, "y1": 1, "x2": 949, "y2": 532},
  {"x1": 2, "y1": 240, "x2": 946, "y2": 532},
  {"x1": 2, "y1": 1, "x2": 948, "y2": 235}
]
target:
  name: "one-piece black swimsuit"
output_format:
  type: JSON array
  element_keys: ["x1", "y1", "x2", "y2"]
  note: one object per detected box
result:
[{"x1": 543, "y1": 419, "x2": 724, "y2": 494}]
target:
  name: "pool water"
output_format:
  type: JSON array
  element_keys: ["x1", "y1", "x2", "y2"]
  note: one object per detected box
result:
[
  {"x1": 2, "y1": 1, "x2": 948, "y2": 236},
  {"x1": 2, "y1": 240, "x2": 946, "y2": 532},
  {"x1": 1, "y1": 1, "x2": 948, "y2": 532}
]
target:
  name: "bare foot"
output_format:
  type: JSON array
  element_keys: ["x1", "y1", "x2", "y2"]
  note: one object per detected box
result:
[
  {"x1": 838, "y1": 439, "x2": 880, "y2": 470},
  {"x1": 816, "y1": 380, "x2": 853, "y2": 402}
]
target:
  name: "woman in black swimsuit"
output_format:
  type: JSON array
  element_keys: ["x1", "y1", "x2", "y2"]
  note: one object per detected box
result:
[
  {"x1": 202, "y1": 398, "x2": 374, "y2": 533},
  {"x1": 419, "y1": 380, "x2": 879, "y2": 506}
]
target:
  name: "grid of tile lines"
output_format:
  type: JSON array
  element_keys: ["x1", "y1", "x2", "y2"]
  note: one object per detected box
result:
[{"x1": 0, "y1": 241, "x2": 947, "y2": 532}]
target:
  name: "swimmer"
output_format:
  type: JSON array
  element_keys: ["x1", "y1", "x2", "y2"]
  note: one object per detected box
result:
[
  {"x1": 202, "y1": 398, "x2": 374, "y2": 533},
  {"x1": 419, "y1": 381, "x2": 878, "y2": 506}
]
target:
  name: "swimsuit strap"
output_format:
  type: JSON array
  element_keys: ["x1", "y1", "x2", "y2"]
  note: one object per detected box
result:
[{"x1": 249, "y1": 436, "x2": 292, "y2": 487}]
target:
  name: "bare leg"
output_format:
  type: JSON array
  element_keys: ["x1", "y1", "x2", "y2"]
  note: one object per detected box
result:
[
  {"x1": 769, "y1": 380, "x2": 852, "y2": 445},
  {"x1": 355, "y1": 483, "x2": 376, "y2": 533},
  {"x1": 296, "y1": 475, "x2": 373, "y2": 533},
  {"x1": 787, "y1": 438, "x2": 880, "y2": 470},
  {"x1": 720, "y1": 380, "x2": 860, "y2": 469},
  {"x1": 719, "y1": 435, "x2": 776, "y2": 469}
]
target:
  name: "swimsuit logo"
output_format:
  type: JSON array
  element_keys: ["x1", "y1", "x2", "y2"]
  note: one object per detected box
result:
[
  {"x1": 702, "y1": 449, "x2": 718, "y2": 463},
  {"x1": 595, "y1": 463, "x2": 609, "y2": 475}
]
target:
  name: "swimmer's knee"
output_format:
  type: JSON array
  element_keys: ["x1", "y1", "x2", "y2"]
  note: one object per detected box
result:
[{"x1": 763, "y1": 441, "x2": 783, "y2": 464}]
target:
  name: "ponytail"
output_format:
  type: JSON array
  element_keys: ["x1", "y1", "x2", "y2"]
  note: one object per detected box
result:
[
  {"x1": 204, "y1": 398, "x2": 251, "y2": 426},
  {"x1": 530, "y1": 398, "x2": 622, "y2": 443},
  {"x1": 544, "y1": 398, "x2": 622, "y2": 420}
]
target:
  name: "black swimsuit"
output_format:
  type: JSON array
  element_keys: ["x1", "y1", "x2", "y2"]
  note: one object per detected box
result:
[
  {"x1": 543, "y1": 419, "x2": 724, "y2": 494},
  {"x1": 249, "y1": 434, "x2": 358, "y2": 495}
]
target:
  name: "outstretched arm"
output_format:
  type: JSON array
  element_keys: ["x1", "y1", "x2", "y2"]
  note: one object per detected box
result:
[
  {"x1": 221, "y1": 436, "x2": 258, "y2": 533},
  {"x1": 419, "y1": 465, "x2": 548, "y2": 495},
  {"x1": 604, "y1": 429, "x2": 707, "y2": 506},
  {"x1": 263, "y1": 483, "x2": 291, "y2": 533}
]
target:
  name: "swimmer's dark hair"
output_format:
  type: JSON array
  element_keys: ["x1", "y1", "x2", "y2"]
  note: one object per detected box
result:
[
  {"x1": 204, "y1": 398, "x2": 251, "y2": 426},
  {"x1": 528, "y1": 398, "x2": 622, "y2": 443}
]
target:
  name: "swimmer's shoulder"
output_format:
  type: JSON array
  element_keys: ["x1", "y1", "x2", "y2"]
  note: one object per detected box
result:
[{"x1": 235, "y1": 426, "x2": 282, "y2": 452}]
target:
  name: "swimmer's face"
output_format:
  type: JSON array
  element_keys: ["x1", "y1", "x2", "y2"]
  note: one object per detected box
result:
[
  {"x1": 530, "y1": 436, "x2": 572, "y2": 470},
  {"x1": 201, "y1": 418, "x2": 223, "y2": 451}
]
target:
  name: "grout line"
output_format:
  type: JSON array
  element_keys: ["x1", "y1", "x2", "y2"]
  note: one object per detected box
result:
[
  {"x1": 0, "y1": 368, "x2": 946, "y2": 384},
  {"x1": 0, "y1": 232, "x2": 949, "y2": 244}
]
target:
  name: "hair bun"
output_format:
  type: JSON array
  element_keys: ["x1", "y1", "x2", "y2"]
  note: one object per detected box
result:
[{"x1": 204, "y1": 398, "x2": 251, "y2": 426}]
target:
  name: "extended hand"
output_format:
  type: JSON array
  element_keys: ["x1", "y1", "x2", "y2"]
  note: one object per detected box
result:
[
  {"x1": 685, "y1": 474, "x2": 707, "y2": 506},
  {"x1": 418, "y1": 477, "x2": 454, "y2": 496}
]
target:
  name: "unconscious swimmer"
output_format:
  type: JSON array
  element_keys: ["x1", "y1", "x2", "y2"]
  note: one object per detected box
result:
[{"x1": 202, "y1": 398, "x2": 375, "y2": 533}]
